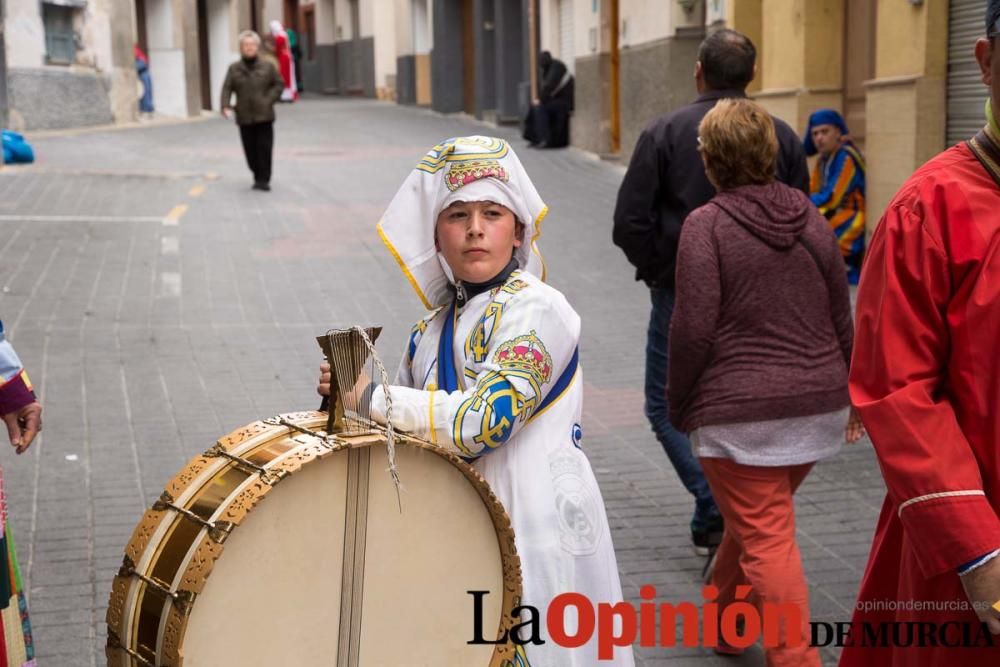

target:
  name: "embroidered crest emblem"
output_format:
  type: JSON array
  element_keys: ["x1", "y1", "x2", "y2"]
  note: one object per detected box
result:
[
  {"x1": 493, "y1": 331, "x2": 553, "y2": 387},
  {"x1": 445, "y1": 159, "x2": 509, "y2": 192},
  {"x1": 549, "y1": 449, "x2": 603, "y2": 556}
]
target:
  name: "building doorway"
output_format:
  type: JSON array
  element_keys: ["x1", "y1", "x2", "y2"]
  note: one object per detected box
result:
[
  {"x1": 135, "y1": 0, "x2": 149, "y2": 55},
  {"x1": 461, "y1": 0, "x2": 475, "y2": 114},
  {"x1": 197, "y1": 0, "x2": 212, "y2": 110},
  {"x1": 284, "y1": 0, "x2": 299, "y2": 34}
]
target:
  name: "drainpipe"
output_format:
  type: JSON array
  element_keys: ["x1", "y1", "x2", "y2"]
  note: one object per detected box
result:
[
  {"x1": 609, "y1": 0, "x2": 619, "y2": 154},
  {"x1": 0, "y1": 0, "x2": 8, "y2": 128},
  {"x1": 527, "y1": 0, "x2": 537, "y2": 102}
]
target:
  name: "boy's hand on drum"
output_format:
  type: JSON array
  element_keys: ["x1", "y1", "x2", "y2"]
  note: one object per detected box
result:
[{"x1": 318, "y1": 362, "x2": 332, "y2": 397}]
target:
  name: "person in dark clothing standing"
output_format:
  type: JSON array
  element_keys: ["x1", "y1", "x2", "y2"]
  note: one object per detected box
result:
[
  {"x1": 524, "y1": 51, "x2": 574, "y2": 148},
  {"x1": 612, "y1": 29, "x2": 809, "y2": 556},
  {"x1": 221, "y1": 30, "x2": 285, "y2": 191}
]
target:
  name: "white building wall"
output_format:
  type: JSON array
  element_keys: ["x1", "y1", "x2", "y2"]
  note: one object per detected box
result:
[
  {"x1": 619, "y1": 0, "x2": 672, "y2": 48},
  {"x1": 77, "y1": 6, "x2": 115, "y2": 72},
  {"x1": 333, "y1": 0, "x2": 351, "y2": 40},
  {"x1": 573, "y1": 0, "x2": 599, "y2": 59},
  {"x1": 540, "y1": 0, "x2": 577, "y2": 72},
  {"x1": 317, "y1": 0, "x2": 336, "y2": 44},
  {"x1": 5, "y1": 0, "x2": 49, "y2": 68},
  {"x1": 413, "y1": 0, "x2": 431, "y2": 53},
  {"x1": 207, "y1": 0, "x2": 235, "y2": 111},
  {"x1": 146, "y1": 0, "x2": 188, "y2": 117},
  {"x1": 360, "y1": 0, "x2": 374, "y2": 36},
  {"x1": 395, "y1": 0, "x2": 412, "y2": 55},
  {"x1": 264, "y1": 0, "x2": 283, "y2": 27},
  {"x1": 372, "y1": 0, "x2": 397, "y2": 95},
  {"x1": 540, "y1": 0, "x2": 556, "y2": 53}
]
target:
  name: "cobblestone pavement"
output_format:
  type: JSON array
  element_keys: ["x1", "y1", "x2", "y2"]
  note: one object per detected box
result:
[{"x1": 0, "y1": 98, "x2": 885, "y2": 666}]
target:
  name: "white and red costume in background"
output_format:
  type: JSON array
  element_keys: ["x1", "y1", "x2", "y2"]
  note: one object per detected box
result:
[{"x1": 270, "y1": 20, "x2": 298, "y2": 102}]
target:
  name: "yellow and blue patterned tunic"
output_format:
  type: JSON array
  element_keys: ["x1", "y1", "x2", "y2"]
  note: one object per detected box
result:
[{"x1": 810, "y1": 143, "x2": 866, "y2": 284}]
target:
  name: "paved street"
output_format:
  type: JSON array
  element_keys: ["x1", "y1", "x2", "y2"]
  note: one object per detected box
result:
[{"x1": 0, "y1": 98, "x2": 886, "y2": 666}]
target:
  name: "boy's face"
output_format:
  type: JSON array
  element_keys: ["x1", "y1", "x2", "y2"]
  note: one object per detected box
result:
[
  {"x1": 435, "y1": 200, "x2": 522, "y2": 284},
  {"x1": 811, "y1": 124, "x2": 842, "y2": 157}
]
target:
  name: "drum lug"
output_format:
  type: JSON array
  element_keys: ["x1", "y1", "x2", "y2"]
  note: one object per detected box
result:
[
  {"x1": 173, "y1": 589, "x2": 197, "y2": 613},
  {"x1": 108, "y1": 628, "x2": 158, "y2": 667},
  {"x1": 264, "y1": 415, "x2": 347, "y2": 449},
  {"x1": 208, "y1": 520, "x2": 235, "y2": 544},
  {"x1": 203, "y1": 443, "x2": 288, "y2": 485},
  {"x1": 153, "y1": 491, "x2": 235, "y2": 543},
  {"x1": 118, "y1": 554, "x2": 197, "y2": 614}
]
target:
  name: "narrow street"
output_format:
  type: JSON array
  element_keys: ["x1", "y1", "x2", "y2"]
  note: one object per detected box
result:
[{"x1": 0, "y1": 98, "x2": 885, "y2": 666}]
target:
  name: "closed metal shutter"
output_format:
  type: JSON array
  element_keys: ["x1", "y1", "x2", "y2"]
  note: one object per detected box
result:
[
  {"x1": 559, "y1": 0, "x2": 574, "y2": 73},
  {"x1": 947, "y1": 0, "x2": 988, "y2": 145}
]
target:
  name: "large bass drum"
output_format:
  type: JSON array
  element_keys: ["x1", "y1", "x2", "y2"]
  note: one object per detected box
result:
[{"x1": 106, "y1": 411, "x2": 523, "y2": 666}]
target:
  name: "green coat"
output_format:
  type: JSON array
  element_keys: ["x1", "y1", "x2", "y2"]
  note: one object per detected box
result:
[{"x1": 220, "y1": 58, "x2": 284, "y2": 125}]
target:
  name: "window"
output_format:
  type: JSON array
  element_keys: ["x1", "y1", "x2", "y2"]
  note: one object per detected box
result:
[{"x1": 42, "y1": 3, "x2": 77, "y2": 65}]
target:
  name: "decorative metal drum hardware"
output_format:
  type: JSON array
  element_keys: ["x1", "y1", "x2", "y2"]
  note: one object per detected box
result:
[
  {"x1": 108, "y1": 629, "x2": 157, "y2": 667},
  {"x1": 264, "y1": 415, "x2": 347, "y2": 447},
  {"x1": 203, "y1": 443, "x2": 288, "y2": 485},
  {"x1": 152, "y1": 491, "x2": 235, "y2": 544},
  {"x1": 118, "y1": 555, "x2": 196, "y2": 612}
]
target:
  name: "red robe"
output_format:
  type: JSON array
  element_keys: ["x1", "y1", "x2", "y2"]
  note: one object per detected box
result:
[
  {"x1": 840, "y1": 138, "x2": 1000, "y2": 665},
  {"x1": 274, "y1": 32, "x2": 297, "y2": 101}
]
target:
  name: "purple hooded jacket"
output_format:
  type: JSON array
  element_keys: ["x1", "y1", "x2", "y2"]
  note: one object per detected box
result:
[{"x1": 668, "y1": 181, "x2": 853, "y2": 434}]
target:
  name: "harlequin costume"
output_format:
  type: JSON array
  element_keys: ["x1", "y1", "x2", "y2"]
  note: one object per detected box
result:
[
  {"x1": 373, "y1": 136, "x2": 634, "y2": 667},
  {"x1": 0, "y1": 321, "x2": 36, "y2": 667},
  {"x1": 839, "y1": 103, "x2": 1000, "y2": 664},
  {"x1": 805, "y1": 109, "x2": 866, "y2": 284}
]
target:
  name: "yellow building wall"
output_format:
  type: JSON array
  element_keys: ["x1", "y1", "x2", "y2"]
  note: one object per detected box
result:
[
  {"x1": 753, "y1": 0, "x2": 844, "y2": 133},
  {"x1": 865, "y1": 0, "x2": 947, "y2": 225},
  {"x1": 726, "y1": 0, "x2": 762, "y2": 94}
]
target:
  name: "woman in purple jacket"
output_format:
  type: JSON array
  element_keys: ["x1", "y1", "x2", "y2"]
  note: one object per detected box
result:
[{"x1": 668, "y1": 98, "x2": 864, "y2": 666}]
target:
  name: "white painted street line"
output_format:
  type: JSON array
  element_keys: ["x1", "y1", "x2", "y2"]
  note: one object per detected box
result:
[
  {"x1": 160, "y1": 272, "x2": 182, "y2": 297},
  {"x1": 0, "y1": 214, "x2": 164, "y2": 223},
  {"x1": 161, "y1": 236, "x2": 179, "y2": 255},
  {"x1": 162, "y1": 204, "x2": 188, "y2": 226}
]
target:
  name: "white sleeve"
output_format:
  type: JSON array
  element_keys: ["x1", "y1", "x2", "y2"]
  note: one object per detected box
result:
[{"x1": 371, "y1": 291, "x2": 579, "y2": 458}]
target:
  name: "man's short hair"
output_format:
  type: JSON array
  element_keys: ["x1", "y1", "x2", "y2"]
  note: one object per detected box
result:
[
  {"x1": 239, "y1": 30, "x2": 261, "y2": 46},
  {"x1": 698, "y1": 98, "x2": 777, "y2": 190},
  {"x1": 698, "y1": 29, "x2": 757, "y2": 91}
]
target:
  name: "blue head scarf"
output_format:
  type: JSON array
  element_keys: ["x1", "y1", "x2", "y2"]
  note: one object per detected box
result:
[{"x1": 803, "y1": 108, "x2": 849, "y2": 157}]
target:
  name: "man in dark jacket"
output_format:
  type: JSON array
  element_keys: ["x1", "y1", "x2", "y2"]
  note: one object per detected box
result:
[
  {"x1": 221, "y1": 30, "x2": 285, "y2": 191},
  {"x1": 612, "y1": 28, "x2": 809, "y2": 555}
]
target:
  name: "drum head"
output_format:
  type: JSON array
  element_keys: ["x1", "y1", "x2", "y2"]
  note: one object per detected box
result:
[{"x1": 180, "y1": 442, "x2": 505, "y2": 666}]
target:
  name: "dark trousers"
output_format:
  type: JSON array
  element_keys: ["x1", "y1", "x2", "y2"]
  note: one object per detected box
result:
[
  {"x1": 523, "y1": 101, "x2": 571, "y2": 148},
  {"x1": 645, "y1": 288, "x2": 719, "y2": 529},
  {"x1": 239, "y1": 121, "x2": 274, "y2": 185}
]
